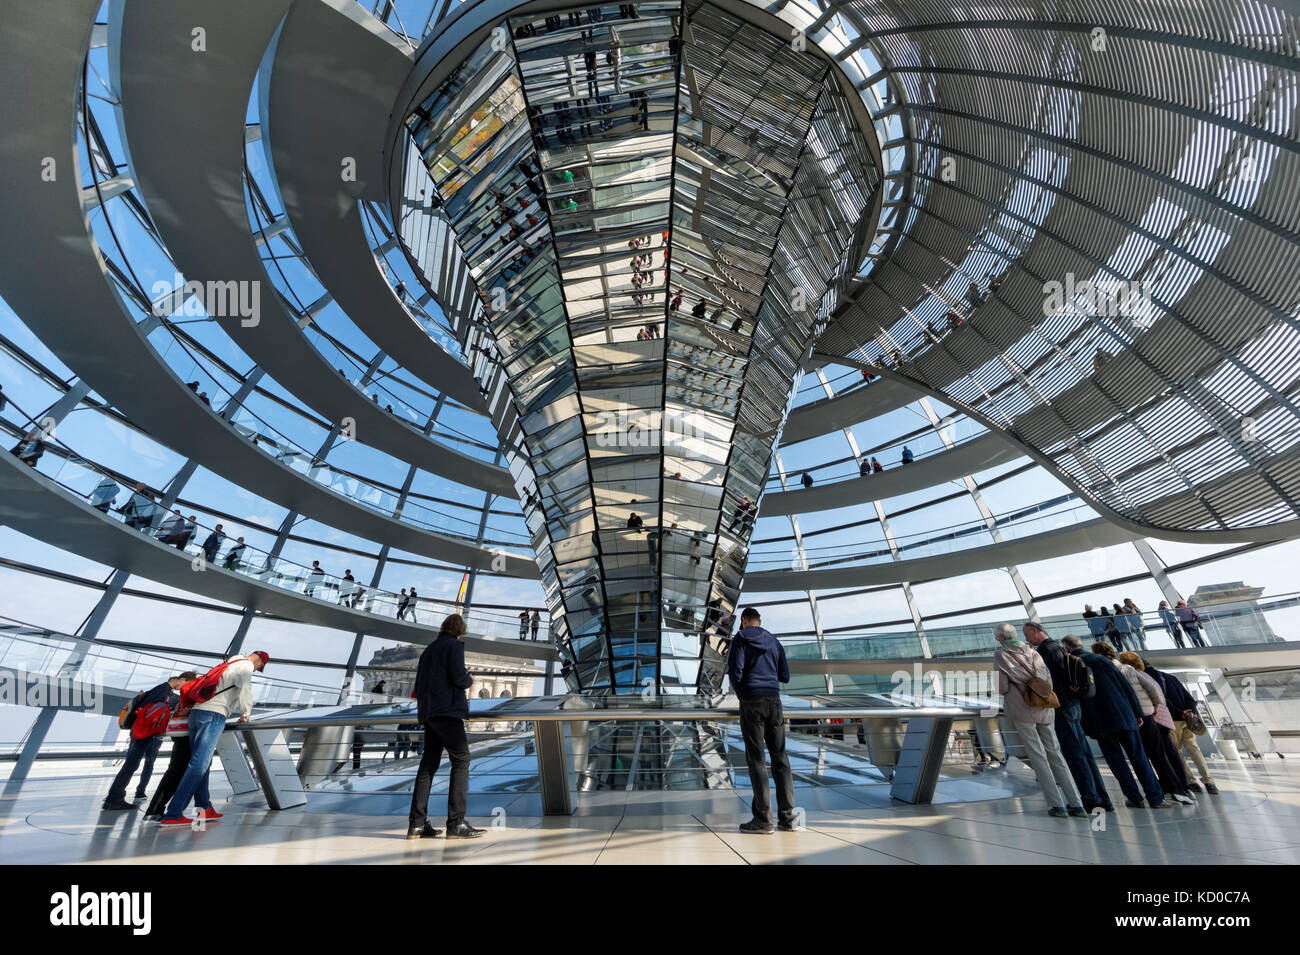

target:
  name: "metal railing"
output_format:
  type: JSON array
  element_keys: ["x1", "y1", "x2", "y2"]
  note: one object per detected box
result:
[{"x1": 3, "y1": 397, "x2": 547, "y2": 641}]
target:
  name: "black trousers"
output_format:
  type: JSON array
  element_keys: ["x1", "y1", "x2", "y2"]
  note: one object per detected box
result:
[
  {"x1": 106, "y1": 734, "x2": 162, "y2": 802},
  {"x1": 738, "y1": 696, "x2": 795, "y2": 826},
  {"x1": 145, "y1": 735, "x2": 191, "y2": 816},
  {"x1": 1139, "y1": 717, "x2": 1186, "y2": 796},
  {"x1": 408, "y1": 716, "x2": 470, "y2": 828}
]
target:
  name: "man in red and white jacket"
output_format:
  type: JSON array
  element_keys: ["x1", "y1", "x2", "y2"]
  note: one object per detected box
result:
[{"x1": 160, "y1": 651, "x2": 269, "y2": 826}]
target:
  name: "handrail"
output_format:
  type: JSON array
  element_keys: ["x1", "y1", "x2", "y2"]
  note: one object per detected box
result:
[
  {"x1": 222, "y1": 700, "x2": 988, "y2": 733},
  {"x1": 767, "y1": 413, "x2": 988, "y2": 487},
  {"x1": 746, "y1": 497, "x2": 1087, "y2": 569},
  {"x1": 2, "y1": 395, "x2": 546, "y2": 640},
  {"x1": 0, "y1": 615, "x2": 348, "y2": 706}
]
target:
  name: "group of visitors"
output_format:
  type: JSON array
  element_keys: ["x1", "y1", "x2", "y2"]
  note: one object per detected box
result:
[
  {"x1": 526, "y1": 20, "x2": 666, "y2": 151},
  {"x1": 628, "y1": 237, "x2": 664, "y2": 304},
  {"x1": 993, "y1": 621, "x2": 1218, "y2": 819},
  {"x1": 1082, "y1": 598, "x2": 1206, "y2": 650},
  {"x1": 83, "y1": 476, "x2": 253, "y2": 569},
  {"x1": 197, "y1": 523, "x2": 248, "y2": 570},
  {"x1": 103, "y1": 615, "x2": 492, "y2": 841},
  {"x1": 1159, "y1": 600, "x2": 1207, "y2": 648},
  {"x1": 863, "y1": 272, "x2": 1005, "y2": 369},
  {"x1": 1082, "y1": 599, "x2": 1148, "y2": 651},
  {"x1": 517, "y1": 609, "x2": 542, "y2": 640},
  {"x1": 102, "y1": 651, "x2": 271, "y2": 825},
  {"x1": 396, "y1": 588, "x2": 423, "y2": 622}
]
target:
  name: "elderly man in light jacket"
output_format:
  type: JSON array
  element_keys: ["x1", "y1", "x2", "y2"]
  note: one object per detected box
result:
[
  {"x1": 994, "y1": 623, "x2": 1086, "y2": 818},
  {"x1": 160, "y1": 651, "x2": 269, "y2": 826}
]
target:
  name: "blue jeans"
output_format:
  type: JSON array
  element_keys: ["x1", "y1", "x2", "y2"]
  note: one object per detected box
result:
[
  {"x1": 1054, "y1": 704, "x2": 1110, "y2": 808},
  {"x1": 1097, "y1": 727, "x2": 1163, "y2": 805},
  {"x1": 164, "y1": 709, "x2": 223, "y2": 818}
]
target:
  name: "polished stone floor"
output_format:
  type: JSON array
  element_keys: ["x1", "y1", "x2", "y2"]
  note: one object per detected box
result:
[{"x1": 2, "y1": 754, "x2": 1299, "y2": 864}]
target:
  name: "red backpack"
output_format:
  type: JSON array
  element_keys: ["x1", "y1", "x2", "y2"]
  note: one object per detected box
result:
[
  {"x1": 179, "y1": 658, "x2": 242, "y2": 708},
  {"x1": 131, "y1": 700, "x2": 173, "y2": 739}
]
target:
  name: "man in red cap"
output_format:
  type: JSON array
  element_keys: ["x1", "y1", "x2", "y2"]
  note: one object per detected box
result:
[{"x1": 160, "y1": 651, "x2": 269, "y2": 826}]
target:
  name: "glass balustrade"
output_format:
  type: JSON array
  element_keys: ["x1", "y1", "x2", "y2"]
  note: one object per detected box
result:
[
  {"x1": 745, "y1": 500, "x2": 1091, "y2": 571},
  {"x1": 2, "y1": 391, "x2": 526, "y2": 547},
  {"x1": 2, "y1": 399, "x2": 545, "y2": 641},
  {"x1": 0, "y1": 616, "x2": 345, "y2": 708},
  {"x1": 780, "y1": 592, "x2": 1300, "y2": 663},
  {"x1": 767, "y1": 415, "x2": 988, "y2": 488}
]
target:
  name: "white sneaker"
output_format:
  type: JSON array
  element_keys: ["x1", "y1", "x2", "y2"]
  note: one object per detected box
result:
[{"x1": 1171, "y1": 793, "x2": 1195, "y2": 805}]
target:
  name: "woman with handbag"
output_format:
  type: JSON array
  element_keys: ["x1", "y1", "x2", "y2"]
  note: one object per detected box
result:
[{"x1": 993, "y1": 623, "x2": 1086, "y2": 818}]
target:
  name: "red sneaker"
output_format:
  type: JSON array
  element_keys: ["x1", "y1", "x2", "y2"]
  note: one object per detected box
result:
[
  {"x1": 159, "y1": 816, "x2": 193, "y2": 826},
  {"x1": 199, "y1": 807, "x2": 223, "y2": 820}
]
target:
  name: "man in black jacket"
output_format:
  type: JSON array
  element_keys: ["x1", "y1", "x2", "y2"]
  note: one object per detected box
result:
[
  {"x1": 103, "y1": 671, "x2": 197, "y2": 811},
  {"x1": 728, "y1": 607, "x2": 796, "y2": 834},
  {"x1": 407, "y1": 614, "x2": 484, "y2": 840},
  {"x1": 1024, "y1": 623, "x2": 1112, "y2": 812}
]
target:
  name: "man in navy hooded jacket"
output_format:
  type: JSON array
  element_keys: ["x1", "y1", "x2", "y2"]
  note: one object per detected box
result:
[{"x1": 727, "y1": 607, "x2": 796, "y2": 833}]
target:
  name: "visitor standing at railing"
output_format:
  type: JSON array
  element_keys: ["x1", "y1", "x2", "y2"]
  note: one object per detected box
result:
[
  {"x1": 530, "y1": 610, "x2": 540, "y2": 641},
  {"x1": 728, "y1": 607, "x2": 797, "y2": 835},
  {"x1": 992, "y1": 623, "x2": 1086, "y2": 819},
  {"x1": 407, "y1": 614, "x2": 484, "y2": 841},
  {"x1": 103, "y1": 671, "x2": 197, "y2": 812},
  {"x1": 160, "y1": 651, "x2": 269, "y2": 826},
  {"x1": 156, "y1": 508, "x2": 186, "y2": 547},
  {"x1": 1111, "y1": 604, "x2": 1133, "y2": 653},
  {"x1": 518, "y1": 610, "x2": 529, "y2": 640},
  {"x1": 1142, "y1": 660, "x2": 1219, "y2": 796},
  {"x1": 1158, "y1": 601, "x2": 1184, "y2": 648},
  {"x1": 1174, "y1": 602, "x2": 1206, "y2": 648},
  {"x1": 1023, "y1": 622, "x2": 1113, "y2": 813},
  {"x1": 10, "y1": 428, "x2": 45, "y2": 467},
  {"x1": 339, "y1": 570, "x2": 357, "y2": 607},
  {"x1": 1123, "y1": 599, "x2": 1147, "y2": 650},
  {"x1": 88, "y1": 474, "x2": 120, "y2": 512},
  {"x1": 1060, "y1": 636, "x2": 1167, "y2": 810},
  {"x1": 305, "y1": 560, "x2": 325, "y2": 597},
  {"x1": 201, "y1": 523, "x2": 225, "y2": 564},
  {"x1": 179, "y1": 515, "x2": 197, "y2": 550},
  {"x1": 121, "y1": 482, "x2": 157, "y2": 531},
  {"x1": 221, "y1": 537, "x2": 246, "y2": 571},
  {"x1": 1101, "y1": 605, "x2": 1123, "y2": 651}
]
